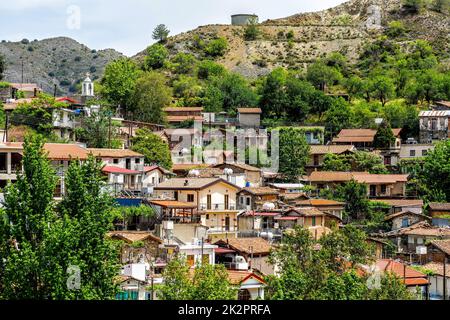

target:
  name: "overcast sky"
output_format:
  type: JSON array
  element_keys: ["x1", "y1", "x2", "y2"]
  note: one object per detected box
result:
[{"x1": 0, "y1": 0, "x2": 346, "y2": 56}]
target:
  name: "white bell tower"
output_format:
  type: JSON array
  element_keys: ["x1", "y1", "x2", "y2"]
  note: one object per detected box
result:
[{"x1": 82, "y1": 73, "x2": 94, "y2": 98}]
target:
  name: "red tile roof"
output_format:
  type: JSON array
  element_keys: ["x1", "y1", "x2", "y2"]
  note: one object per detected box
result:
[
  {"x1": 237, "y1": 108, "x2": 262, "y2": 114},
  {"x1": 375, "y1": 259, "x2": 429, "y2": 287}
]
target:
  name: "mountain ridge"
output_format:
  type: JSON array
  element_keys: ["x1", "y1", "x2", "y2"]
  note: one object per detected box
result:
[{"x1": 0, "y1": 36, "x2": 124, "y2": 95}]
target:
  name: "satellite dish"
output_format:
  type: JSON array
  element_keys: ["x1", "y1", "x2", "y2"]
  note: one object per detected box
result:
[
  {"x1": 263, "y1": 202, "x2": 275, "y2": 210},
  {"x1": 224, "y1": 168, "x2": 234, "y2": 175},
  {"x1": 188, "y1": 169, "x2": 200, "y2": 177}
]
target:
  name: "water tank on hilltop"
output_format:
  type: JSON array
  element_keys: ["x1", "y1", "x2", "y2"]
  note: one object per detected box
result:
[{"x1": 231, "y1": 14, "x2": 259, "y2": 26}]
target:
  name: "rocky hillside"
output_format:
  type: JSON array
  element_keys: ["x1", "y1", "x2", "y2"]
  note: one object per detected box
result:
[
  {"x1": 0, "y1": 37, "x2": 123, "y2": 95},
  {"x1": 135, "y1": 0, "x2": 450, "y2": 78}
]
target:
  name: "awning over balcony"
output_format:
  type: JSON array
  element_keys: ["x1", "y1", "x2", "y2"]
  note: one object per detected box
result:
[
  {"x1": 149, "y1": 200, "x2": 197, "y2": 209},
  {"x1": 102, "y1": 166, "x2": 141, "y2": 174}
]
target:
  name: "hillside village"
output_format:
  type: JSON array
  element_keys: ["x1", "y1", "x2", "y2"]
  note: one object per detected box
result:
[{"x1": 0, "y1": 0, "x2": 450, "y2": 302}]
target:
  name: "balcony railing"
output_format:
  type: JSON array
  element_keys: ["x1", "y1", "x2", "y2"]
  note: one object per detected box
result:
[{"x1": 199, "y1": 203, "x2": 236, "y2": 211}]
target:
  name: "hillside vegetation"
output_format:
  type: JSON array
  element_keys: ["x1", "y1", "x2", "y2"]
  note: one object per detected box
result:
[{"x1": 0, "y1": 37, "x2": 123, "y2": 94}]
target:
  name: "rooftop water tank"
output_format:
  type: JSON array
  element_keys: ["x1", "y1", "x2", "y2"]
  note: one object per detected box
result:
[{"x1": 231, "y1": 14, "x2": 259, "y2": 26}]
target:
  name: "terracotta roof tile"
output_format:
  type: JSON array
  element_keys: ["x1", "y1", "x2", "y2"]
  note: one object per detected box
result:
[
  {"x1": 149, "y1": 200, "x2": 197, "y2": 209},
  {"x1": 214, "y1": 237, "x2": 272, "y2": 255},
  {"x1": 44, "y1": 143, "x2": 89, "y2": 160},
  {"x1": 164, "y1": 107, "x2": 203, "y2": 112},
  {"x1": 430, "y1": 239, "x2": 450, "y2": 256},
  {"x1": 239, "y1": 187, "x2": 279, "y2": 196},
  {"x1": 108, "y1": 231, "x2": 162, "y2": 244},
  {"x1": 375, "y1": 259, "x2": 429, "y2": 286},
  {"x1": 237, "y1": 108, "x2": 262, "y2": 114},
  {"x1": 429, "y1": 203, "x2": 450, "y2": 211},
  {"x1": 310, "y1": 145, "x2": 356, "y2": 155},
  {"x1": 154, "y1": 177, "x2": 239, "y2": 190},
  {"x1": 87, "y1": 148, "x2": 143, "y2": 158},
  {"x1": 422, "y1": 262, "x2": 450, "y2": 277}
]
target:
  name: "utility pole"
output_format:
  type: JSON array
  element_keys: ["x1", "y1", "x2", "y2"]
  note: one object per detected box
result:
[
  {"x1": 201, "y1": 237, "x2": 204, "y2": 266},
  {"x1": 444, "y1": 254, "x2": 447, "y2": 301},
  {"x1": 4, "y1": 112, "x2": 8, "y2": 142},
  {"x1": 108, "y1": 113, "x2": 112, "y2": 148}
]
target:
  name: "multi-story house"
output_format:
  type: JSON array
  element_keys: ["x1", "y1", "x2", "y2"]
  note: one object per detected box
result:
[
  {"x1": 153, "y1": 177, "x2": 241, "y2": 241},
  {"x1": 164, "y1": 107, "x2": 204, "y2": 125},
  {"x1": 306, "y1": 145, "x2": 356, "y2": 174},
  {"x1": 419, "y1": 110, "x2": 450, "y2": 143},
  {"x1": 88, "y1": 148, "x2": 146, "y2": 193},
  {"x1": 0, "y1": 142, "x2": 24, "y2": 189},
  {"x1": 308, "y1": 171, "x2": 409, "y2": 198},
  {"x1": 237, "y1": 187, "x2": 279, "y2": 211},
  {"x1": 333, "y1": 128, "x2": 402, "y2": 150}
]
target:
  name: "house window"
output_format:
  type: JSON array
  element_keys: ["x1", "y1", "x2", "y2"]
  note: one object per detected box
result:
[
  {"x1": 238, "y1": 289, "x2": 251, "y2": 301},
  {"x1": 410, "y1": 150, "x2": 416, "y2": 157},
  {"x1": 113, "y1": 159, "x2": 119, "y2": 164},
  {"x1": 384, "y1": 156, "x2": 391, "y2": 165},
  {"x1": 402, "y1": 218, "x2": 409, "y2": 228},
  {"x1": 312, "y1": 217, "x2": 316, "y2": 227},
  {"x1": 422, "y1": 150, "x2": 428, "y2": 156},
  {"x1": 135, "y1": 158, "x2": 140, "y2": 164},
  {"x1": 313, "y1": 155, "x2": 320, "y2": 166},
  {"x1": 381, "y1": 185, "x2": 387, "y2": 194},
  {"x1": 246, "y1": 197, "x2": 251, "y2": 206},
  {"x1": 187, "y1": 255, "x2": 195, "y2": 267},
  {"x1": 187, "y1": 194, "x2": 194, "y2": 202}
]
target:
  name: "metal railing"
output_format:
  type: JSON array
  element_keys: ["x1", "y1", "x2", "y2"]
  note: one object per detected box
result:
[{"x1": 199, "y1": 203, "x2": 236, "y2": 211}]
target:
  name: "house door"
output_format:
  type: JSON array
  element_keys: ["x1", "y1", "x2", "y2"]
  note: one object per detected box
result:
[
  {"x1": 224, "y1": 195, "x2": 229, "y2": 210},
  {"x1": 238, "y1": 289, "x2": 251, "y2": 301},
  {"x1": 225, "y1": 216, "x2": 230, "y2": 231},
  {"x1": 126, "y1": 158, "x2": 131, "y2": 170},
  {"x1": 370, "y1": 185, "x2": 377, "y2": 197},
  {"x1": 174, "y1": 191, "x2": 179, "y2": 201},
  {"x1": 207, "y1": 195, "x2": 212, "y2": 210}
]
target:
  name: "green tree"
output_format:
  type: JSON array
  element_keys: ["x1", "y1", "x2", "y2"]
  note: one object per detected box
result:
[
  {"x1": 277, "y1": 128, "x2": 310, "y2": 182},
  {"x1": 0, "y1": 134, "x2": 57, "y2": 299},
  {"x1": 131, "y1": 128, "x2": 173, "y2": 169},
  {"x1": 307, "y1": 61, "x2": 342, "y2": 91},
  {"x1": 157, "y1": 256, "x2": 236, "y2": 300},
  {"x1": 170, "y1": 52, "x2": 198, "y2": 75},
  {"x1": 52, "y1": 156, "x2": 120, "y2": 299},
  {"x1": 207, "y1": 73, "x2": 258, "y2": 114},
  {"x1": 204, "y1": 38, "x2": 228, "y2": 58},
  {"x1": 131, "y1": 72, "x2": 171, "y2": 123},
  {"x1": 352, "y1": 151, "x2": 388, "y2": 174},
  {"x1": 323, "y1": 153, "x2": 351, "y2": 172},
  {"x1": 337, "y1": 180, "x2": 369, "y2": 221},
  {"x1": 152, "y1": 24, "x2": 170, "y2": 43},
  {"x1": 0, "y1": 54, "x2": 5, "y2": 80},
  {"x1": 243, "y1": 17, "x2": 260, "y2": 41},
  {"x1": 373, "y1": 121, "x2": 396, "y2": 149},
  {"x1": 75, "y1": 109, "x2": 121, "y2": 148},
  {"x1": 101, "y1": 58, "x2": 141, "y2": 116},
  {"x1": 433, "y1": 0, "x2": 450, "y2": 12},
  {"x1": 144, "y1": 43, "x2": 169, "y2": 70},
  {"x1": 419, "y1": 139, "x2": 450, "y2": 202},
  {"x1": 266, "y1": 225, "x2": 412, "y2": 300},
  {"x1": 156, "y1": 256, "x2": 193, "y2": 300},
  {"x1": 386, "y1": 21, "x2": 406, "y2": 38},
  {"x1": 324, "y1": 98, "x2": 354, "y2": 140},
  {"x1": 191, "y1": 264, "x2": 237, "y2": 300},
  {"x1": 403, "y1": 0, "x2": 425, "y2": 12},
  {"x1": 369, "y1": 76, "x2": 395, "y2": 106},
  {"x1": 197, "y1": 60, "x2": 226, "y2": 80}
]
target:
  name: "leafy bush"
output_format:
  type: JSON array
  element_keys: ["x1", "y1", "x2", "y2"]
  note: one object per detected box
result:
[{"x1": 204, "y1": 37, "x2": 228, "y2": 57}]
